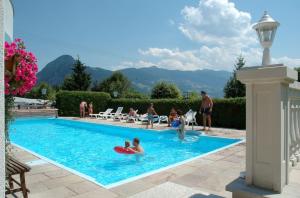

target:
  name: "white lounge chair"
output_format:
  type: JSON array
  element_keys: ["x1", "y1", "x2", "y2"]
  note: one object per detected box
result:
[
  {"x1": 185, "y1": 109, "x2": 198, "y2": 127},
  {"x1": 112, "y1": 107, "x2": 124, "y2": 121},
  {"x1": 98, "y1": 108, "x2": 114, "y2": 119},
  {"x1": 123, "y1": 110, "x2": 139, "y2": 123},
  {"x1": 158, "y1": 115, "x2": 168, "y2": 124},
  {"x1": 90, "y1": 108, "x2": 113, "y2": 118},
  {"x1": 138, "y1": 114, "x2": 160, "y2": 124}
]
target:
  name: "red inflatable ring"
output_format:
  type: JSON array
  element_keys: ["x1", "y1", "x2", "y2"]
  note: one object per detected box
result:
[{"x1": 114, "y1": 146, "x2": 135, "y2": 154}]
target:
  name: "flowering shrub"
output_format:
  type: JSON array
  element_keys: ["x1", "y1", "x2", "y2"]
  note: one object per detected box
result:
[{"x1": 4, "y1": 38, "x2": 38, "y2": 95}]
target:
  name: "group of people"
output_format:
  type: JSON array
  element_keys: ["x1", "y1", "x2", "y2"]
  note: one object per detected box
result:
[
  {"x1": 79, "y1": 101, "x2": 93, "y2": 118},
  {"x1": 145, "y1": 91, "x2": 213, "y2": 139},
  {"x1": 123, "y1": 138, "x2": 144, "y2": 154}
]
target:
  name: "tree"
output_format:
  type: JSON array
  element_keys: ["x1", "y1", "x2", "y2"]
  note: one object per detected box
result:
[
  {"x1": 151, "y1": 81, "x2": 181, "y2": 99},
  {"x1": 62, "y1": 57, "x2": 91, "y2": 91},
  {"x1": 189, "y1": 91, "x2": 200, "y2": 100},
  {"x1": 224, "y1": 55, "x2": 246, "y2": 98},
  {"x1": 92, "y1": 71, "x2": 131, "y2": 97},
  {"x1": 24, "y1": 82, "x2": 56, "y2": 101}
]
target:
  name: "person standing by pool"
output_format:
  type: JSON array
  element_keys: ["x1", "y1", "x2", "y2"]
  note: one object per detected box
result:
[
  {"x1": 146, "y1": 103, "x2": 157, "y2": 129},
  {"x1": 79, "y1": 101, "x2": 87, "y2": 118},
  {"x1": 200, "y1": 91, "x2": 213, "y2": 131},
  {"x1": 88, "y1": 102, "x2": 93, "y2": 115}
]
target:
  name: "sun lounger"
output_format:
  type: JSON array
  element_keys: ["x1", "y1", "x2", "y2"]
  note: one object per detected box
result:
[
  {"x1": 158, "y1": 115, "x2": 168, "y2": 124},
  {"x1": 112, "y1": 107, "x2": 124, "y2": 121},
  {"x1": 98, "y1": 108, "x2": 114, "y2": 119},
  {"x1": 90, "y1": 108, "x2": 113, "y2": 118},
  {"x1": 138, "y1": 114, "x2": 160, "y2": 124},
  {"x1": 123, "y1": 110, "x2": 139, "y2": 122}
]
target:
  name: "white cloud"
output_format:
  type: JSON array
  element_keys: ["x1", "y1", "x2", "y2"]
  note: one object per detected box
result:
[
  {"x1": 179, "y1": 0, "x2": 256, "y2": 48},
  {"x1": 113, "y1": 60, "x2": 155, "y2": 70},
  {"x1": 115, "y1": 0, "x2": 300, "y2": 71}
]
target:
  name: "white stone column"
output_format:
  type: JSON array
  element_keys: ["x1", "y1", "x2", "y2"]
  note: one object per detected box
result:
[
  {"x1": 237, "y1": 65, "x2": 298, "y2": 193},
  {"x1": 0, "y1": 0, "x2": 5, "y2": 197}
]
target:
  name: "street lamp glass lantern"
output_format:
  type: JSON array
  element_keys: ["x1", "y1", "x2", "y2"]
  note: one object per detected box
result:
[{"x1": 253, "y1": 11, "x2": 280, "y2": 66}]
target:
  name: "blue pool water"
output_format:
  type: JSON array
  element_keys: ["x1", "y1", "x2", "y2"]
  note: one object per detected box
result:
[{"x1": 10, "y1": 117, "x2": 241, "y2": 187}]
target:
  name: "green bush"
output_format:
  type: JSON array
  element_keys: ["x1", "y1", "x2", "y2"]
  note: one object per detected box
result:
[
  {"x1": 108, "y1": 97, "x2": 245, "y2": 129},
  {"x1": 56, "y1": 91, "x2": 111, "y2": 116}
]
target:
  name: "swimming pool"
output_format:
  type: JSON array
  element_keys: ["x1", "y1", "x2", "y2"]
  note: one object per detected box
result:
[{"x1": 9, "y1": 117, "x2": 242, "y2": 188}]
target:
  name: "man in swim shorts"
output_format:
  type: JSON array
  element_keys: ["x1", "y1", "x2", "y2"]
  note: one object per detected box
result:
[
  {"x1": 200, "y1": 91, "x2": 213, "y2": 131},
  {"x1": 146, "y1": 103, "x2": 157, "y2": 129}
]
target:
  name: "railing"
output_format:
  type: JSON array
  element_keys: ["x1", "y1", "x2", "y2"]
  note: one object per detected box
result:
[{"x1": 288, "y1": 81, "x2": 300, "y2": 166}]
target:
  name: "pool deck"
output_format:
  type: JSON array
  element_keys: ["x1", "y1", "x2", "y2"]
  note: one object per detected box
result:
[{"x1": 7, "y1": 117, "x2": 247, "y2": 198}]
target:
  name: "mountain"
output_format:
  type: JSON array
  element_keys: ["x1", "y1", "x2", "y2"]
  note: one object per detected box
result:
[{"x1": 37, "y1": 55, "x2": 231, "y2": 97}]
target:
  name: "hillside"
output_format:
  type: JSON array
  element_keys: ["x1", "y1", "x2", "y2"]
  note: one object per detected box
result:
[{"x1": 37, "y1": 55, "x2": 231, "y2": 97}]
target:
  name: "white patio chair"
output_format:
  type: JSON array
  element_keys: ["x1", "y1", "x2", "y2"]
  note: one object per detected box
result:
[{"x1": 185, "y1": 109, "x2": 198, "y2": 129}]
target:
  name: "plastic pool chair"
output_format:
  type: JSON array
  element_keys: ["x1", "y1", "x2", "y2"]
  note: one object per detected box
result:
[
  {"x1": 97, "y1": 108, "x2": 114, "y2": 119},
  {"x1": 90, "y1": 108, "x2": 113, "y2": 118},
  {"x1": 185, "y1": 109, "x2": 198, "y2": 130}
]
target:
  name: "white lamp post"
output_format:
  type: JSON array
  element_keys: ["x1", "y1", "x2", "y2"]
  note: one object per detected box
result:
[{"x1": 253, "y1": 11, "x2": 280, "y2": 66}]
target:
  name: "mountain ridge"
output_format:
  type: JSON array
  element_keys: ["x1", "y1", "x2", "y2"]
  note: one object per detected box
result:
[{"x1": 37, "y1": 55, "x2": 231, "y2": 97}]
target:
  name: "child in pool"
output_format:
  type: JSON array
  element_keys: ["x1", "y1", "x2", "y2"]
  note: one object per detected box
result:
[
  {"x1": 124, "y1": 140, "x2": 131, "y2": 150},
  {"x1": 177, "y1": 110, "x2": 185, "y2": 140}
]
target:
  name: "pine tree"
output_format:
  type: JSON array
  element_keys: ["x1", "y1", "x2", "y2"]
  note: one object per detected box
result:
[
  {"x1": 62, "y1": 57, "x2": 91, "y2": 91},
  {"x1": 224, "y1": 55, "x2": 246, "y2": 98}
]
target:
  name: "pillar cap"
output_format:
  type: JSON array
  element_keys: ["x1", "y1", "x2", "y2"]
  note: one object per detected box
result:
[{"x1": 237, "y1": 64, "x2": 297, "y2": 84}]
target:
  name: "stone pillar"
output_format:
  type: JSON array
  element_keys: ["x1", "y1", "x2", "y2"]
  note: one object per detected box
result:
[{"x1": 237, "y1": 65, "x2": 298, "y2": 193}]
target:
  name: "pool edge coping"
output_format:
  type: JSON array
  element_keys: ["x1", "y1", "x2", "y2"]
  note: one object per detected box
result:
[{"x1": 12, "y1": 138, "x2": 245, "y2": 189}]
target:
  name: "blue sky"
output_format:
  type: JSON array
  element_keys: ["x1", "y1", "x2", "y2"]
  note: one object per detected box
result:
[{"x1": 13, "y1": 0, "x2": 300, "y2": 71}]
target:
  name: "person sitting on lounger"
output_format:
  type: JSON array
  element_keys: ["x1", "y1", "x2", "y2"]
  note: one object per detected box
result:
[
  {"x1": 146, "y1": 103, "x2": 157, "y2": 129},
  {"x1": 168, "y1": 107, "x2": 178, "y2": 127},
  {"x1": 177, "y1": 110, "x2": 185, "y2": 140},
  {"x1": 131, "y1": 138, "x2": 144, "y2": 154},
  {"x1": 127, "y1": 108, "x2": 137, "y2": 123}
]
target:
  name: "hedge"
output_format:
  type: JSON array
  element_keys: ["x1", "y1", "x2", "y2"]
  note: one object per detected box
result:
[
  {"x1": 56, "y1": 91, "x2": 111, "y2": 116},
  {"x1": 55, "y1": 91, "x2": 245, "y2": 129},
  {"x1": 108, "y1": 98, "x2": 246, "y2": 129}
]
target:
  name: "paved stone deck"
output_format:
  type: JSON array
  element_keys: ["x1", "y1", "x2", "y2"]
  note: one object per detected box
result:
[{"x1": 6, "y1": 117, "x2": 246, "y2": 198}]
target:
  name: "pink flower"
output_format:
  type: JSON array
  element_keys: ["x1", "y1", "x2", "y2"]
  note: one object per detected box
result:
[{"x1": 4, "y1": 39, "x2": 38, "y2": 95}]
